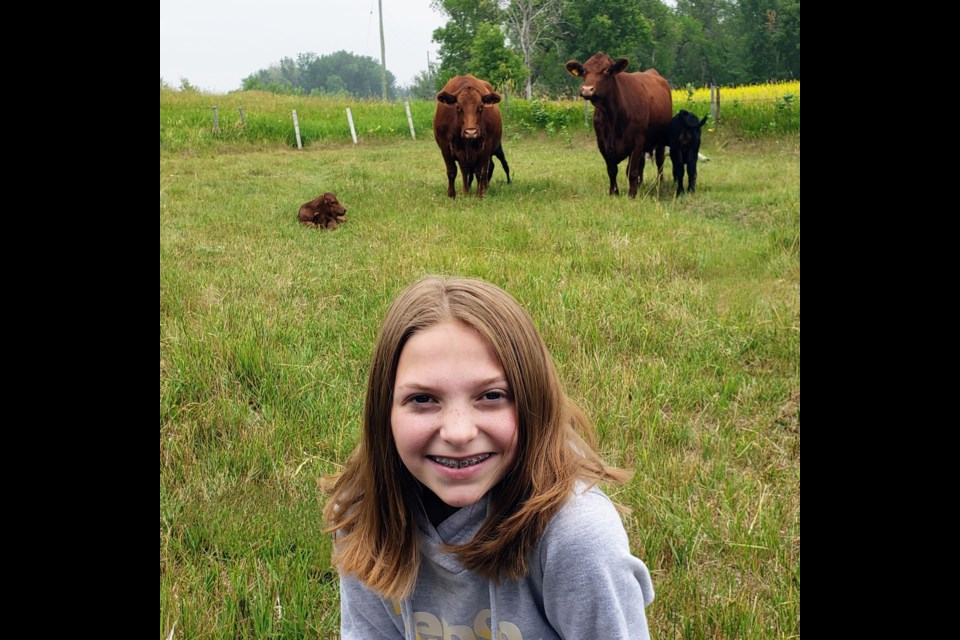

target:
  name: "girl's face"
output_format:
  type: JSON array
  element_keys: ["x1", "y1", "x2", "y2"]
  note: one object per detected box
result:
[{"x1": 391, "y1": 319, "x2": 518, "y2": 514}]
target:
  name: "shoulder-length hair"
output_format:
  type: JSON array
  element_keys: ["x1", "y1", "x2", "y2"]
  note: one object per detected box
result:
[{"x1": 323, "y1": 276, "x2": 628, "y2": 600}]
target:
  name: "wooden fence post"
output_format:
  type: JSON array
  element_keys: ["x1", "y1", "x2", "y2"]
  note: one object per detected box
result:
[
  {"x1": 710, "y1": 85, "x2": 720, "y2": 123},
  {"x1": 292, "y1": 110, "x2": 303, "y2": 149},
  {"x1": 238, "y1": 106, "x2": 246, "y2": 127},
  {"x1": 212, "y1": 106, "x2": 220, "y2": 133}
]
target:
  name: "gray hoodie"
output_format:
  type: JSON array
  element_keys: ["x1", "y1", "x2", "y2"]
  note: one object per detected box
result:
[{"x1": 339, "y1": 485, "x2": 654, "y2": 639}]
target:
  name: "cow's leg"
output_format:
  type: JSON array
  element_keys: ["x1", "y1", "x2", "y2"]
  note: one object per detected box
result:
[
  {"x1": 687, "y1": 154, "x2": 698, "y2": 193},
  {"x1": 493, "y1": 144, "x2": 510, "y2": 183},
  {"x1": 442, "y1": 148, "x2": 458, "y2": 198},
  {"x1": 628, "y1": 147, "x2": 646, "y2": 198},
  {"x1": 655, "y1": 145, "x2": 666, "y2": 184},
  {"x1": 672, "y1": 148, "x2": 685, "y2": 196},
  {"x1": 486, "y1": 144, "x2": 497, "y2": 187},
  {"x1": 605, "y1": 155, "x2": 620, "y2": 196},
  {"x1": 477, "y1": 155, "x2": 491, "y2": 198},
  {"x1": 462, "y1": 164, "x2": 474, "y2": 196}
]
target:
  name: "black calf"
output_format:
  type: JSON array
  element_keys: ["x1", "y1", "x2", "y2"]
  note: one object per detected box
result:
[{"x1": 669, "y1": 110, "x2": 709, "y2": 195}]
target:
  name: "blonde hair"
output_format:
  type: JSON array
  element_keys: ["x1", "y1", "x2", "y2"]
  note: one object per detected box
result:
[{"x1": 323, "y1": 276, "x2": 628, "y2": 600}]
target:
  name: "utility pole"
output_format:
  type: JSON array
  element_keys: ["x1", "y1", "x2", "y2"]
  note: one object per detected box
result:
[{"x1": 379, "y1": 0, "x2": 388, "y2": 100}]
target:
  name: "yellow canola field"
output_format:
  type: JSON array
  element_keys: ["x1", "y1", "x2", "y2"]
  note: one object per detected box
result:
[{"x1": 673, "y1": 81, "x2": 800, "y2": 103}]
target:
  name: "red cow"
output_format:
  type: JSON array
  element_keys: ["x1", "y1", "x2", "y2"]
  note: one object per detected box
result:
[
  {"x1": 433, "y1": 74, "x2": 508, "y2": 198},
  {"x1": 298, "y1": 192, "x2": 347, "y2": 229},
  {"x1": 565, "y1": 53, "x2": 673, "y2": 197}
]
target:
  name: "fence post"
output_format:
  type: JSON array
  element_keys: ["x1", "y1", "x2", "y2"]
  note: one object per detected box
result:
[
  {"x1": 238, "y1": 106, "x2": 246, "y2": 127},
  {"x1": 710, "y1": 85, "x2": 720, "y2": 124},
  {"x1": 584, "y1": 99, "x2": 590, "y2": 125},
  {"x1": 346, "y1": 108, "x2": 358, "y2": 145},
  {"x1": 292, "y1": 110, "x2": 303, "y2": 149},
  {"x1": 404, "y1": 101, "x2": 416, "y2": 140},
  {"x1": 212, "y1": 106, "x2": 220, "y2": 133}
]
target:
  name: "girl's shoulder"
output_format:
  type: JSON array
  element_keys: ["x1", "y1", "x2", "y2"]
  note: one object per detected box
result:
[
  {"x1": 531, "y1": 484, "x2": 655, "y2": 613},
  {"x1": 541, "y1": 483, "x2": 630, "y2": 550}
]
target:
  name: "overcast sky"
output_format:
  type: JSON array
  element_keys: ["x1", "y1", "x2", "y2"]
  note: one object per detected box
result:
[{"x1": 160, "y1": 0, "x2": 446, "y2": 93}]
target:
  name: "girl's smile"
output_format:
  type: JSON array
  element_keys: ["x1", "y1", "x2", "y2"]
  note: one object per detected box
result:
[{"x1": 391, "y1": 319, "x2": 518, "y2": 513}]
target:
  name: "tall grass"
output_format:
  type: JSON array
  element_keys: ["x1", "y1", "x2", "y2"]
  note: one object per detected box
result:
[
  {"x1": 160, "y1": 131, "x2": 800, "y2": 639},
  {"x1": 160, "y1": 82, "x2": 800, "y2": 152}
]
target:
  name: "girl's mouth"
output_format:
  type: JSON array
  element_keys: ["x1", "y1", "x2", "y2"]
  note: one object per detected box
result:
[{"x1": 427, "y1": 453, "x2": 492, "y2": 469}]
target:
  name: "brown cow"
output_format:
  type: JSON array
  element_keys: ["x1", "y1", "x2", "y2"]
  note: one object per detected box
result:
[
  {"x1": 565, "y1": 53, "x2": 672, "y2": 198},
  {"x1": 433, "y1": 74, "x2": 507, "y2": 198},
  {"x1": 298, "y1": 192, "x2": 347, "y2": 229}
]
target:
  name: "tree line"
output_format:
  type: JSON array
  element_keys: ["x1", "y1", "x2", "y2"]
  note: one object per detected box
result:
[
  {"x1": 241, "y1": 0, "x2": 799, "y2": 100},
  {"x1": 241, "y1": 51, "x2": 400, "y2": 99}
]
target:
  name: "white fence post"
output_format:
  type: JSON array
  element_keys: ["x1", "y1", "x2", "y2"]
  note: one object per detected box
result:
[
  {"x1": 346, "y1": 108, "x2": 358, "y2": 145},
  {"x1": 404, "y1": 101, "x2": 416, "y2": 140},
  {"x1": 212, "y1": 106, "x2": 220, "y2": 132},
  {"x1": 238, "y1": 106, "x2": 246, "y2": 127},
  {"x1": 292, "y1": 110, "x2": 303, "y2": 149}
]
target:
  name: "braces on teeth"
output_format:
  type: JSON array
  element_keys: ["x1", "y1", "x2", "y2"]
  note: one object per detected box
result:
[{"x1": 431, "y1": 454, "x2": 491, "y2": 468}]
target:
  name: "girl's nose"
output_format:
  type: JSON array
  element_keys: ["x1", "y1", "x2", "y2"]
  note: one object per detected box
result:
[{"x1": 440, "y1": 406, "x2": 478, "y2": 445}]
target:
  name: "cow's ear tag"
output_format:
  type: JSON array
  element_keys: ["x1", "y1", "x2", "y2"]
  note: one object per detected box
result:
[{"x1": 572, "y1": 69, "x2": 580, "y2": 77}]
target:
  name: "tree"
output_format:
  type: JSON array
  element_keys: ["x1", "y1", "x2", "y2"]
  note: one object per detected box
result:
[
  {"x1": 671, "y1": 0, "x2": 748, "y2": 85},
  {"x1": 432, "y1": 0, "x2": 505, "y2": 83},
  {"x1": 407, "y1": 61, "x2": 442, "y2": 100},
  {"x1": 179, "y1": 77, "x2": 199, "y2": 92},
  {"x1": 501, "y1": 0, "x2": 565, "y2": 99},
  {"x1": 776, "y1": 0, "x2": 800, "y2": 80},
  {"x1": 423, "y1": 0, "x2": 798, "y2": 96},
  {"x1": 470, "y1": 22, "x2": 529, "y2": 91},
  {"x1": 564, "y1": 0, "x2": 654, "y2": 69},
  {"x1": 242, "y1": 51, "x2": 397, "y2": 98},
  {"x1": 738, "y1": 0, "x2": 799, "y2": 81}
]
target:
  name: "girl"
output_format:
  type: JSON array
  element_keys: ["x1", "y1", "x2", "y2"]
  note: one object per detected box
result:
[{"x1": 324, "y1": 276, "x2": 654, "y2": 639}]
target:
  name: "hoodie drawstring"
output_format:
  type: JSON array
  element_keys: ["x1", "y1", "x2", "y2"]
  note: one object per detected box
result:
[
  {"x1": 488, "y1": 581, "x2": 499, "y2": 640},
  {"x1": 402, "y1": 598, "x2": 415, "y2": 640}
]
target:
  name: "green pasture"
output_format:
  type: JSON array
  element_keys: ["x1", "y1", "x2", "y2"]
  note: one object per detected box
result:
[
  {"x1": 160, "y1": 124, "x2": 800, "y2": 639},
  {"x1": 160, "y1": 87, "x2": 800, "y2": 153}
]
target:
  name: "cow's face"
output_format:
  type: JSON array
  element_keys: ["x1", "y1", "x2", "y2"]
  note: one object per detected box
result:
[
  {"x1": 675, "y1": 110, "x2": 708, "y2": 146},
  {"x1": 437, "y1": 87, "x2": 501, "y2": 139},
  {"x1": 565, "y1": 52, "x2": 629, "y2": 101},
  {"x1": 322, "y1": 192, "x2": 346, "y2": 217}
]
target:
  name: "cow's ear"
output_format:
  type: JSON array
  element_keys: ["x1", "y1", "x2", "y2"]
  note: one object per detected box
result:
[
  {"x1": 482, "y1": 92, "x2": 501, "y2": 105},
  {"x1": 436, "y1": 91, "x2": 457, "y2": 105},
  {"x1": 565, "y1": 61, "x2": 584, "y2": 77},
  {"x1": 611, "y1": 58, "x2": 629, "y2": 75},
  {"x1": 699, "y1": 115, "x2": 709, "y2": 128}
]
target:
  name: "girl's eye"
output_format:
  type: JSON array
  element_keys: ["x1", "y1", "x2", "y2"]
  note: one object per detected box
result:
[
  {"x1": 411, "y1": 394, "x2": 433, "y2": 405},
  {"x1": 482, "y1": 391, "x2": 506, "y2": 401}
]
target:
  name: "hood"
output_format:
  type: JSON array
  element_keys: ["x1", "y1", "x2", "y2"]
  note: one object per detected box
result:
[{"x1": 399, "y1": 494, "x2": 501, "y2": 640}]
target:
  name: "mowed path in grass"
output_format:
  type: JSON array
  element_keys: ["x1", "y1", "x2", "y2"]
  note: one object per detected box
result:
[{"x1": 160, "y1": 132, "x2": 800, "y2": 639}]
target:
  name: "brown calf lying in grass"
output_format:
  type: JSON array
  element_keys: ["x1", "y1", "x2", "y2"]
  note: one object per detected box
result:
[{"x1": 298, "y1": 192, "x2": 347, "y2": 229}]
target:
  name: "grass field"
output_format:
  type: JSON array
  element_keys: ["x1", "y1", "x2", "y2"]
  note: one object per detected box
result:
[
  {"x1": 160, "y1": 82, "x2": 799, "y2": 152},
  {"x1": 160, "y1": 129, "x2": 800, "y2": 639}
]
